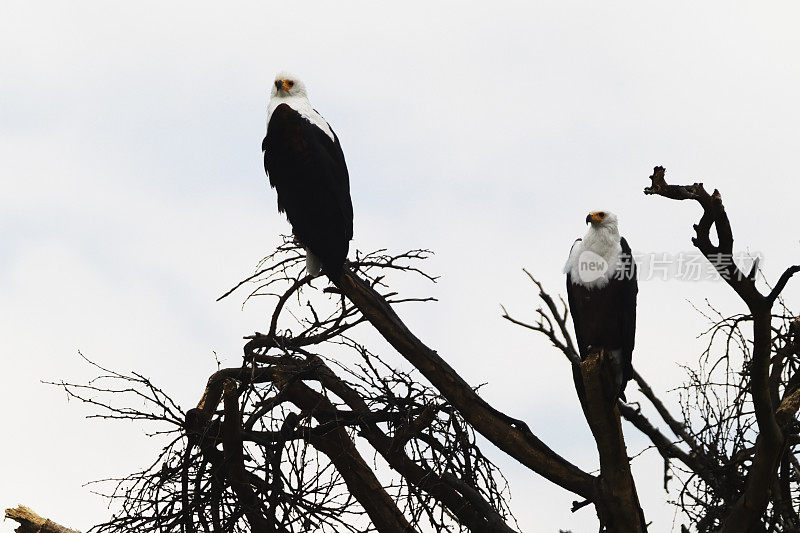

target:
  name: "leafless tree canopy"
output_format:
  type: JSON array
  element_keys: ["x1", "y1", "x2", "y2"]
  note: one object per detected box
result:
[
  {"x1": 32, "y1": 168, "x2": 800, "y2": 532},
  {"x1": 52, "y1": 242, "x2": 518, "y2": 533}
]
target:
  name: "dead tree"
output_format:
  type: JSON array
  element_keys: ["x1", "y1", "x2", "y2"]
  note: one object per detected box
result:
[
  {"x1": 51, "y1": 236, "x2": 648, "y2": 532},
  {"x1": 44, "y1": 166, "x2": 800, "y2": 532},
  {"x1": 642, "y1": 167, "x2": 800, "y2": 532},
  {"x1": 53, "y1": 243, "x2": 518, "y2": 532}
]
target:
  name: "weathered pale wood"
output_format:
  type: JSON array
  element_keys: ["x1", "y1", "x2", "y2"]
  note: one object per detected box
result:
[{"x1": 4, "y1": 506, "x2": 80, "y2": 533}]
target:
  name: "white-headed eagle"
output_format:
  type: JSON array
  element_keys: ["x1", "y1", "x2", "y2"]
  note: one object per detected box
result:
[
  {"x1": 564, "y1": 211, "x2": 638, "y2": 400},
  {"x1": 262, "y1": 72, "x2": 353, "y2": 279}
]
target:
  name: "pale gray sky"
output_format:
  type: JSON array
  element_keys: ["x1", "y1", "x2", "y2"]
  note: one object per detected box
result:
[{"x1": 2, "y1": 2, "x2": 799, "y2": 531}]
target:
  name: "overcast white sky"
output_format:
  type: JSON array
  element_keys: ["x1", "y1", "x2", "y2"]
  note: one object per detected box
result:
[{"x1": 2, "y1": 2, "x2": 800, "y2": 531}]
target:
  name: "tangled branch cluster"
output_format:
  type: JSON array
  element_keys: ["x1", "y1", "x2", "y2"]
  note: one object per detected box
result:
[
  {"x1": 52, "y1": 240, "x2": 517, "y2": 533},
  {"x1": 667, "y1": 302, "x2": 800, "y2": 531}
]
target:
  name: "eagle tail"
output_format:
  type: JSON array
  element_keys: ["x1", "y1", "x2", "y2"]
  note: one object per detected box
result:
[{"x1": 305, "y1": 248, "x2": 323, "y2": 277}]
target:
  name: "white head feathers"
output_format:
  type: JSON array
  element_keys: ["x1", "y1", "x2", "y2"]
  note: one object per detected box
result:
[
  {"x1": 269, "y1": 71, "x2": 308, "y2": 99},
  {"x1": 267, "y1": 71, "x2": 334, "y2": 141},
  {"x1": 564, "y1": 210, "x2": 623, "y2": 289}
]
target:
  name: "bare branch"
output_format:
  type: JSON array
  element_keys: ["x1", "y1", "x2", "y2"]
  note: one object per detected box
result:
[{"x1": 5, "y1": 507, "x2": 80, "y2": 533}]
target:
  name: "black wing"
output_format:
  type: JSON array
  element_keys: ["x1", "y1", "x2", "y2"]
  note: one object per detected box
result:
[
  {"x1": 324, "y1": 128, "x2": 353, "y2": 242},
  {"x1": 262, "y1": 104, "x2": 353, "y2": 277},
  {"x1": 618, "y1": 236, "x2": 638, "y2": 384}
]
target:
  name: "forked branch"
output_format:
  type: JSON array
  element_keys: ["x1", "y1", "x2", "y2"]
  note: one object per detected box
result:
[{"x1": 644, "y1": 165, "x2": 799, "y2": 532}]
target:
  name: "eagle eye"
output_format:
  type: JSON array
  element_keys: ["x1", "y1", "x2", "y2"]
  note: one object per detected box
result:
[
  {"x1": 598, "y1": 212, "x2": 606, "y2": 218},
  {"x1": 287, "y1": 81, "x2": 294, "y2": 87}
]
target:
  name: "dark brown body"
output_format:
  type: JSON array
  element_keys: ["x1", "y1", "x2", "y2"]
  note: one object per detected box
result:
[
  {"x1": 263, "y1": 103, "x2": 353, "y2": 278},
  {"x1": 566, "y1": 237, "x2": 638, "y2": 397}
]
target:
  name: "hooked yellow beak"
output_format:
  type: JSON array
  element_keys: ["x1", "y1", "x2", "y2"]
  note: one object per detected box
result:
[
  {"x1": 586, "y1": 212, "x2": 606, "y2": 224},
  {"x1": 274, "y1": 79, "x2": 294, "y2": 92}
]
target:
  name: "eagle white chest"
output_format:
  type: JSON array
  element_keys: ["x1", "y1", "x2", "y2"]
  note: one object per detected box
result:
[{"x1": 564, "y1": 226, "x2": 623, "y2": 289}]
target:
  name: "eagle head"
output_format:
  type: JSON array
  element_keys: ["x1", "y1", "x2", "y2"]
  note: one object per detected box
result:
[
  {"x1": 271, "y1": 72, "x2": 308, "y2": 98},
  {"x1": 585, "y1": 210, "x2": 618, "y2": 230}
]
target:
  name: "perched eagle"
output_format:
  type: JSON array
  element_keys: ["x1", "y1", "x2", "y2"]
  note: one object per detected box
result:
[
  {"x1": 262, "y1": 72, "x2": 353, "y2": 279},
  {"x1": 564, "y1": 211, "x2": 638, "y2": 400}
]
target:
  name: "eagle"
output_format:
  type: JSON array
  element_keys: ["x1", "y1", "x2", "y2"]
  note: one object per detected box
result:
[
  {"x1": 262, "y1": 72, "x2": 353, "y2": 279},
  {"x1": 564, "y1": 211, "x2": 638, "y2": 400}
]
